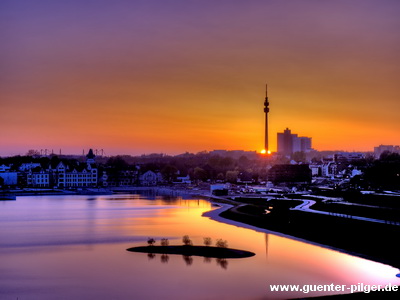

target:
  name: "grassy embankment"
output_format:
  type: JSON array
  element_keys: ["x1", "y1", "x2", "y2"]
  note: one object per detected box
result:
[{"x1": 213, "y1": 195, "x2": 400, "y2": 268}]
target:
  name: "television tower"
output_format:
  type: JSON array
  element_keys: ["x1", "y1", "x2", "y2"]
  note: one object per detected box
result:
[{"x1": 264, "y1": 84, "x2": 269, "y2": 152}]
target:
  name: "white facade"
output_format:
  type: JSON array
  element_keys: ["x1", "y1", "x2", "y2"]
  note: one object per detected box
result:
[
  {"x1": 27, "y1": 170, "x2": 50, "y2": 188},
  {"x1": 19, "y1": 163, "x2": 41, "y2": 171},
  {"x1": 0, "y1": 172, "x2": 18, "y2": 186},
  {"x1": 175, "y1": 175, "x2": 191, "y2": 184},
  {"x1": 139, "y1": 170, "x2": 162, "y2": 186},
  {"x1": 351, "y1": 168, "x2": 362, "y2": 178},
  {"x1": 309, "y1": 164, "x2": 320, "y2": 176},
  {"x1": 55, "y1": 162, "x2": 97, "y2": 188},
  {"x1": 0, "y1": 164, "x2": 11, "y2": 172},
  {"x1": 334, "y1": 152, "x2": 364, "y2": 162}
]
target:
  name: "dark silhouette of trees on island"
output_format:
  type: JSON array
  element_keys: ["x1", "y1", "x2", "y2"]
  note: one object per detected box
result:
[
  {"x1": 145, "y1": 236, "x2": 227, "y2": 248},
  {"x1": 133, "y1": 235, "x2": 235, "y2": 269},
  {"x1": 215, "y1": 239, "x2": 228, "y2": 248},
  {"x1": 182, "y1": 235, "x2": 193, "y2": 246},
  {"x1": 203, "y1": 237, "x2": 212, "y2": 246}
]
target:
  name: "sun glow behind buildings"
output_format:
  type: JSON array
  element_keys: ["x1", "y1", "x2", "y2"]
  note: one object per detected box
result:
[{"x1": 260, "y1": 149, "x2": 271, "y2": 155}]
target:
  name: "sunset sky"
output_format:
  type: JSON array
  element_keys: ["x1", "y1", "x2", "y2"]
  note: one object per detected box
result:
[{"x1": 1, "y1": 0, "x2": 399, "y2": 156}]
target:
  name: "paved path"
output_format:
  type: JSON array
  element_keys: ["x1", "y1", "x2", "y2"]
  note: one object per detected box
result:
[{"x1": 289, "y1": 198, "x2": 400, "y2": 226}]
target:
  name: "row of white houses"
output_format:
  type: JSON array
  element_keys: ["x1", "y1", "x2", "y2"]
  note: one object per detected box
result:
[
  {"x1": 1, "y1": 165, "x2": 176, "y2": 188},
  {"x1": 27, "y1": 162, "x2": 98, "y2": 188}
]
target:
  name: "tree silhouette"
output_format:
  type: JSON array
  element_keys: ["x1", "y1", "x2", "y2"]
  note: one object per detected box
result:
[
  {"x1": 193, "y1": 167, "x2": 208, "y2": 182},
  {"x1": 160, "y1": 165, "x2": 178, "y2": 183},
  {"x1": 182, "y1": 235, "x2": 193, "y2": 246},
  {"x1": 203, "y1": 237, "x2": 212, "y2": 246},
  {"x1": 215, "y1": 239, "x2": 228, "y2": 248},
  {"x1": 147, "y1": 238, "x2": 156, "y2": 246},
  {"x1": 225, "y1": 170, "x2": 239, "y2": 183}
]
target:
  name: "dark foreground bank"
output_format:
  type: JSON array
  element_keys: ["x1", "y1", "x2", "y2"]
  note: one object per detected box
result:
[
  {"x1": 127, "y1": 245, "x2": 255, "y2": 259},
  {"x1": 216, "y1": 203, "x2": 400, "y2": 268}
]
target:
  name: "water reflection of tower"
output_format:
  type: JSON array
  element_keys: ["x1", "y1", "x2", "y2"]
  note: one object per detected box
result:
[
  {"x1": 265, "y1": 234, "x2": 269, "y2": 259},
  {"x1": 264, "y1": 84, "x2": 270, "y2": 152}
]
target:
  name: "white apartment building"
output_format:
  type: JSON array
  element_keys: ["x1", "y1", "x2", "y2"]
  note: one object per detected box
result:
[
  {"x1": 27, "y1": 169, "x2": 50, "y2": 188},
  {"x1": 54, "y1": 162, "x2": 97, "y2": 188}
]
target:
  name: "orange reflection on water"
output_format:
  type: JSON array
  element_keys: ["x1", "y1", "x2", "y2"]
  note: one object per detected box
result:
[
  {"x1": 266, "y1": 234, "x2": 399, "y2": 288},
  {"x1": 107, "y1": 195, "x2": 400, "y2": 291},
  {"x1": 2, "y1": 194, "x2": 400, "y2": 300}
]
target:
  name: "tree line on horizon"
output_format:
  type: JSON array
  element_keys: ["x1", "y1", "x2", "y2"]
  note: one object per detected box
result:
[{"x1": 0, "y1": 150, "x2": 399, "y2": 189}]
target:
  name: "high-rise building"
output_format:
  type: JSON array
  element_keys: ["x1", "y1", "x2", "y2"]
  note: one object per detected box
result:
[
  {"x1": 374, "y1": 145, "x2": 400, "y2": 158},
  {"x1": 277, "y1": 128, "x2": 294, "y2": 156},
  {"x1": 277, "y1": 128, "x2": 312, "y2": 155}
]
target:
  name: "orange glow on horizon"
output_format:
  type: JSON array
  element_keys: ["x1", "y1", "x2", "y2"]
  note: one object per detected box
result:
[
  {"x1": 1, "y1": 1, "x2": 399, "y2": 156},
  {"x1": 260, "y1": 149, "x2": 272, "y2": 155}
]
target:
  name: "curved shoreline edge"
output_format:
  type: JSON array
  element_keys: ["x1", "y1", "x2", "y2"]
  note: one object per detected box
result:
[
  {"x1": 202, "y1": 202, "x2": 400, "y2": 269},
  {"x1": 127, "y1": 245, "x2": 255, "y2": 259},
  {"x1": 203, "y1": 203, "x2": 339, "y2": 250}
]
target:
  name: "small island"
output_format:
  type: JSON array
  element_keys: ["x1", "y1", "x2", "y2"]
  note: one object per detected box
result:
[
  {"x1": 127, "y1": 245, "x2": 255, "y2": 259},
  {"x1": 127, "y1": 236, "x2": 255, "y2": 259}
]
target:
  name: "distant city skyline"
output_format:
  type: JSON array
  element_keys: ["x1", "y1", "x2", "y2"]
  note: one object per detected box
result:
[
  {"x1": 277, "y1": 128, "x2": 312, "y2": 156},
  {"x1": 1, "y1": 1, "x2": 399, "y2": 156}
]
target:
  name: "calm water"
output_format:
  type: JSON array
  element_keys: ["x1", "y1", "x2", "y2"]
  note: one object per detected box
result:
[{"x1": 0, "y1": 194, "x2": 399, "y2": 300}]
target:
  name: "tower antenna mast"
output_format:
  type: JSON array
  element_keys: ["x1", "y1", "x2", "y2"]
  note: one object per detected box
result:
[{"x1": 264, "y1": 84, "x2": 270, "y2": 152}]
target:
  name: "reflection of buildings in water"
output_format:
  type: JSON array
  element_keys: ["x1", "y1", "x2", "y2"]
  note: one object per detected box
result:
[
  {"x1": 265, "y1": 234, "x2": 269, "y2": 259},
  {"x1": 83, "y1": 199, "x2": 98, "y2": 251},
  {"x1": 161, "y1": 254, "x2": 169, "y2": 263}
]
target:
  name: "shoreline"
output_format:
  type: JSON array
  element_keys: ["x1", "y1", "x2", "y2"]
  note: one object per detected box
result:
[
  {"x1": 202, "y1": 202, "x2": 373, "y2": 262},
  {"x1": 202, "y1": 196, "x2": 400, "y2": 269},
  {"x1": 202, "y1": 202, "x2": 341, "y2": 250},
  {"x1": 6, "y1": 187, "x2": 400, "y2": 269}
]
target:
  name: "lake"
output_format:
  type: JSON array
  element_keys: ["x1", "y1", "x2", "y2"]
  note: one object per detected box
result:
[{"x1": 1, "y1": 193, "x2": 399, "y2": 299}]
